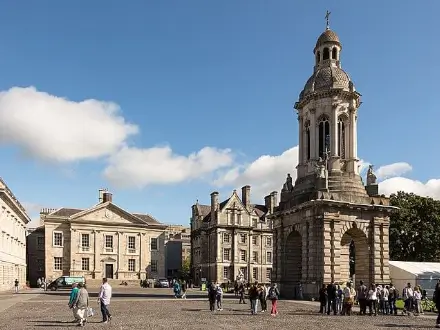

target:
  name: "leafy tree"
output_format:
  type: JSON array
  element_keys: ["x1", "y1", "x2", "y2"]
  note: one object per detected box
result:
[
  {"x1": 389, "y1": 191, "x2": 440, "y2": 261},
  {"x1": 179, "y1": 257, "x2": 191, "y2": 280}
]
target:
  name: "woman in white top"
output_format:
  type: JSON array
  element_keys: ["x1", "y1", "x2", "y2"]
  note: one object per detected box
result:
[
  {"x1": 413, "y1": 288, "x2": 422, "y2": 315},
  {"x1": 367, "y1": 284, "x2": 377, "y2": 316}
]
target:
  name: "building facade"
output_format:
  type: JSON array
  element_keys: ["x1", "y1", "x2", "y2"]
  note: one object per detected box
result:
[
  {"x1": 26, "y1": 227, "x2": 45, "y2": 286},
  {"x1": 191, "y1": 186, "x2": 275, "y2": 285},
  {"x1": 28, "y1": 190, "x2": 167, "y2": 284},
  {"x1": 269, "y1": 20, "x2": 396, "y2": 299},
  {"x1": 164, "y1": 225, "x2": 190, "y2": 278},
  {"x1": 0, "y1": 178, "x2": 31, "y2": 291}
]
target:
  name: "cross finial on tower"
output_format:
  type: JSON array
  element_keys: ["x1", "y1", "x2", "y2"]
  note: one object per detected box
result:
[{"x1": 325, "y1": 10, "x2": 331, "y2": 30}]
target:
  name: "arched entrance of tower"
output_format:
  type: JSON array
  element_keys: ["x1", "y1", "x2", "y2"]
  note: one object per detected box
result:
[
  {"x1": 282, "y1": 230, "x2": 302, "y2": 298},
  {"x1": 340, "y1": 227, "x2": 369, "y2": 287}
]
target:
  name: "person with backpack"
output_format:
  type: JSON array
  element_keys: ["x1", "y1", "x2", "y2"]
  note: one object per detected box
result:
[
  {"x1": 268, "y1": 283, "x2": 280, "y2": 316},
  {"x1": 402, "y1": 283, "x2": 414, "y2": 315},
  {"x1": 248, "y1": 282, "x2": 260, "y2": 315}
]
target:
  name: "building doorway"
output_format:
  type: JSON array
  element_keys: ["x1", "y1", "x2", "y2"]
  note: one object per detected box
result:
[{"x1": 105, "y1": 264, "x2": 114, "y2": 279}]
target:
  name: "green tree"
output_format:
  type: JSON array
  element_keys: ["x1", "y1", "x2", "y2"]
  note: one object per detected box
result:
[
  {"x1": 390, "y1": 191, "x2": 440, "y2": 261},
  {"x1": 179, "y1": 257, "x2": 191, "y2": 280}
]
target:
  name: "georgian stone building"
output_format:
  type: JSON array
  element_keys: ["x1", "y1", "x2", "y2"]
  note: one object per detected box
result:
[
  {"x1": 0, "y1": 178, "x2": 30, "y2": 291},
  {"x1": 269, "y1": 21, "x2": 397, "y2": 299},
  {"x1": 191, "y1": 186, "x2": 275, "y2": 285},
  {"x1": 29, "y1": 190, "x2": 167, "y2": 284}
]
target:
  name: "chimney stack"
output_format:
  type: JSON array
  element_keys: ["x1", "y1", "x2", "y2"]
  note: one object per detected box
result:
[
  {"x1": 241, "y1": 185, "x2": 251, "y2": 209},
  {"x1": 265, "y1": 191, "x2": 278, "y2": 214},
  {"x1": 210, "y1": 191, "x2": 219, "y2": 222},
  {"x1": 102, "y1": 191, "x2": 113, "y2": 203},
  {"x1": 99, "y1": 189, "x2": 107, "y2": 203}
]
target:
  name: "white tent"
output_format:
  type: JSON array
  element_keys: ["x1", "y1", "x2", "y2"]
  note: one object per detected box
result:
[{"x1": 389, "y1": 261, "x2": 440, "y2": 295}]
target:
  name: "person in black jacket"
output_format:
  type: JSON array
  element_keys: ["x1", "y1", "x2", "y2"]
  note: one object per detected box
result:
[
  {"x1": 326, "y1": 281, "x2": 337, "y2": 315},
  {"x1": 319, "y1": 284, "x2": 328, "y2": 314},
  {"x1": 208, "y1": 282, "x2": 217, "y2": 312},
  {"x1": 433, "y1": 280, "x2": 440, "y2": 328}
]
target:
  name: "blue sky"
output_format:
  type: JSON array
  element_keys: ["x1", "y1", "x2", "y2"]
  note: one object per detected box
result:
[{"x1": 0, "y1": 1, "x2": 438, "y2": 227}]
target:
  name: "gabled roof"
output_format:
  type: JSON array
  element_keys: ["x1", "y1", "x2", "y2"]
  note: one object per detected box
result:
[
  {"x1": 49, "y1": 208, "x2": 83, "y2": 217},
  {"x1": 390, "y1": 261, "x2": 440, "y2": 277}
]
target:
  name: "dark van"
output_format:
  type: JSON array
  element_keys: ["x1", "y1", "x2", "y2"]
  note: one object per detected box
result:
[{"x1": 47, "y1": 276, "x2": 86, "y2": 291}]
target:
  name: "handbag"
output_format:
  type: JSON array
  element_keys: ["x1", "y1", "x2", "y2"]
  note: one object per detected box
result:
[{"x1": 87, "y1": 307, "x2": 94, "y2": 317}]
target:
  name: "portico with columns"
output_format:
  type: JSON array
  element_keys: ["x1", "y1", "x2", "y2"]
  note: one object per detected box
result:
[{"x1": 270, "y1": 16, "x2": 397, "y2": 299}]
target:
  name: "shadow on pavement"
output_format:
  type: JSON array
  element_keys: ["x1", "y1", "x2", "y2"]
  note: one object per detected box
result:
[{"x1": 379, "y1": 324, "x2": 434, "y2": 329}]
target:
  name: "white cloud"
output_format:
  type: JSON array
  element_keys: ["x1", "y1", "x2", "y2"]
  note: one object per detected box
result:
[
  {"x1": 103, "y1": 146, "x2": 234, "y2": 188},
  {"x1": 379, "y1": 177, "x2": 440, "y2": 200},
  {"x1": 0, "y1": 86, "x2": 138, "y2": 162},
  {"x1": 376, "y1": 162, "x2": 412, "y2": 180},
  {"x1": 213, "y1": 146, "x2": 299, "y2": 201}
]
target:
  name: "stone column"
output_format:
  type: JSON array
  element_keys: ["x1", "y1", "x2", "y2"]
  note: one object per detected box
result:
[
  {"x1": 309, "y1": 109, "x2": 317, "y2": 160},
  {"x1": 298, "y1": 115, "x2": 304, "y2": 164},
  {"x1": 323, "y1": 220, "x2": 333, "y2": 284},
  {"x1": 330, "y1": 104, "x2": 340, "y2": 172},
  {"x1": 346, "y1": 106, "x2": 357, "y2": 173}
]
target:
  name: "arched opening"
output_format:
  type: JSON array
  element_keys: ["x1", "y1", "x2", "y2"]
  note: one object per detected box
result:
[
  {"x1": 318, "y1": 116, "x2": 330, "y2": 159},
  {"x1": 316, "y1": 51, "x2": 321, "y2": 64},
  {"x1": 305, "y1": 121, "x2": 311, "y2": 160},
  {"x1": 283, "y1": 230, "x2": 302, "y2": 298},
  {"x1": 337, "y1": 118, "x2": 345, "y2": 158},
  {"x1": 332, "y1": 48, "x2": 337, "y2": 60},
  {"x1": 323, "y1": 47, "x2": 330, "y2": 60},
  {"x1": 340, "y1": 227, "x2": 369, "y2": 287}
]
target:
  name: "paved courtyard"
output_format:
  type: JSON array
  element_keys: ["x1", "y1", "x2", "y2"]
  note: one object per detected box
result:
[{"x1": 0, "y1": 288, "x2": 437, "y2": 329}]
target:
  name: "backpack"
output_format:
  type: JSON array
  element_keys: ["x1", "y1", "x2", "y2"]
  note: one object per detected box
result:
[{"x1": 268, "y1": 287, "x2": 277, "y2": 299}]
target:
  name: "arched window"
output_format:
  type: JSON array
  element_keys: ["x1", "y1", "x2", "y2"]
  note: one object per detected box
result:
[
  {"x1": 316, "y1": 51, "x2": 321, "y2": 64},
  {"x1": 332, "y1": 48, "x2": 337, "y2": 60},
  {"x1": 338, "y1": 118, "x2": 346, "y2": 158},
  {"x1": 323, "y1": 47, "x2": 330, "y2": 60},
  {"x1": 305, "y1": 121, "x2": 311, "y2": 160},
  {"x1": 318, "y1": 116, "x2": 330, "y2": 158}
]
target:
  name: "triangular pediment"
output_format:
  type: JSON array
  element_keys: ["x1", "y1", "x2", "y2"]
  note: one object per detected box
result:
[
  {"x1": 221, "y1": 191, "x2": 249, "y2": 214},
  {"x1": 69, "y1": 202, "x2": 147, "y2": 225}
]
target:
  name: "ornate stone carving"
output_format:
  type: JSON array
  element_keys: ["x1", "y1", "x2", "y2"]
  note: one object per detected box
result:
[
  {"x1": 366, "y1": 165, "x2": 377, "y2": 185},
  {"x1": 314, "y1": 158, "x2": 326, "y2": 179},
  {"x1": 282, "y1": 173, "x2": 294, "y2": 192}
]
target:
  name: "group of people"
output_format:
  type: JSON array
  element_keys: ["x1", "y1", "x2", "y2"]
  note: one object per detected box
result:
[
  {"x1": 172, "y1": 279, "x2": 188, "y2": 299},
  {"x1": 67, "y1": 278, "x2": 113, "y2": 327}
]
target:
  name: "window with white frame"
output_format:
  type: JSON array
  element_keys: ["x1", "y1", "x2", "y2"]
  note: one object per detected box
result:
[
  {"x1": 105, "y1": 235, "x2": 113, "y2": 252},
  {"x1": 266, "y1": 268, "x2": 272, "y2": 280},
  {"x1": 239, "y1": 234, "x2": 246, "y2": 244},
  {"x1": 266, "y1": 251, "x2": 272, "y2": 263},
  {"x1": 128, "y1": 236, "x2": 136, "y2": 252},
  {"x1": 252, "y1": 236, "x2": 257, "y2": 245},
  {"x1": 128, "y1": 259, "x2": 136, "y2": 271},
  {"x1": 240, "y1": 250, "x2": 246, "y2": 262},
  {"x1": 223, "y1": 266, "x2": 229, "y2": 279},
  {"x1": 54, "y1": 257, "x2": 62, "y2": 270},
  {"x1": 252, "y1": 218, "x2": 258, "y2": 227},
  {"x1": 53, "y1": 232, "x2": 63, "y2": 247},
  {"x1": 266, "y1": 236, "x2": 272, "y2": 247},
  {"x1": 81, "y1": 234, "x2": 90, "y2": 251},
  {"x1": 252, "y1": 251, "x2": 258, "y2": 263},
  {"x1": 237, "y1": 212, "x2": 242, "y2": 225},
  {"x1": 150, "y1": 237, "x2": 158, "y2": 251},
  {"x1": 223, "y1": 248, "x2": 231, "y2": 261},
  {"x1": 253, "y1": 268, "x2": 258, "y2": 280},
  {"x1": 81, "y1": 258, "x2": 90, "y2": 271},
  {"x1": 151, "y1": 260, "x2": 158, "y2": 273},
  {"x1": 223, "y1": 233, "x2": 230, "y2": 243}
]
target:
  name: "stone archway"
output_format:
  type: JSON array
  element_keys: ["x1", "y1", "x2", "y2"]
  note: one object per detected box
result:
[
  {"x1": 282, "y1": 230, "x2": 302, "y2": 298},
  {"x1": 340, "y1": 227, "x2": 369, "y2": 287}
]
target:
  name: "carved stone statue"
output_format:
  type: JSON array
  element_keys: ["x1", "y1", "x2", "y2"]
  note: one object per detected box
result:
[
  {"x1": 314, "y1": 158, "x2": 326, "y2": 179},
  {"x1": 366, "y1": 164, "x2": 377, "y2": 185},
  {"x1": 282, "y1": 173, "x2": 294, "y2": 192},
  {"x1": 236, "y1": 269, "x2": 244, "y2": 283}
]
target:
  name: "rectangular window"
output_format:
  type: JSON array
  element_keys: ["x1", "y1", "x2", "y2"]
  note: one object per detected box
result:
[
  {"x1": 266, "y1": 251, "x2": 272, "y2": 263},
  {"x1": 37, "y1": 259, "x2": 44, "y2": 271},
  {"x1": 266, "y1": 236, "x2": 272, "y2": 247},
  {"x1": 237, "y1": 213, "x2": 242, "y2": 225},
  {"x1": 252, "y1": 236, "x2": 257, "y2": 245},
  {"x1": 223, "y1": 248, "x2": 231, "y2": 261},
  {"x1": 240, "y1": 234, "x2": 246, "y2": 244},
  {"x1": 54, "y1": 257, "x2": 62, "y2": 270},
  {"x1": 252, "y1": 219, "x2": 258, "y2": 227},
  {"x1": 81, "y1": 234, "x2": 90, "y2": 251},
  {"x1": 81, "y1": 258, "x2": 90, "y2": 271},
  {"x1": 252, "y1": 251, "x2": 258, "y2": 263},
  {"x1": 223, "y1": 233, "x2": 230, "y2": 243},
  {"x1": 105, "y1": 235, "x2": 113, "y2": 252},
  {"x1": 37, "y1": 237, "x2": 44, "y2": 250},
  {"x1": 128, "y1": 259, "x2": 136, "y2": 271},
  {"x1": 150, "y1": 238, "x2": 158, "y2": 251},
  {"x1": 266, "y1": 268, "x2": 272, "y2": 280},
  {"x1": 240, "y1": 250, "x2": 246, "y2": 262},
  {"x1": 223, "y1": 267, "x2": 229, "y2": 279},
  {"x1": 253, "y1": 268, "x2": 258, "y2": 281},
  {"x1": 151, "y1": 260, "x2": 158, "y2": 273},
  {"x1": 53, "y1": 232, "x2": 63, "y2": 247},
  {"x1": 128, "y1": 236, "x2": 136, "y2": 252}
]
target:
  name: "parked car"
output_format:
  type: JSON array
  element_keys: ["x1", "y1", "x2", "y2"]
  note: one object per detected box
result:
[
  {"x1": 155, "y1": 278, "x2": 169, "y2": 288},
  {"x1": 47, "y1": 276, "x2": 86, "y2": 291}
]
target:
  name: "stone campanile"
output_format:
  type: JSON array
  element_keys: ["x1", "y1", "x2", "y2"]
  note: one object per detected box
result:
[{"x1": 269, "y1": 14, "x2": 397, "y2": 300}]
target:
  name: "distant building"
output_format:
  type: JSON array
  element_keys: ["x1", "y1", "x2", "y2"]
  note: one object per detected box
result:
[
  {"x1": 27, "y1": 189, "x2": 167, "y2": 285},
  {"x1": 0, "y1": 178, "x2": 31, "y2": 291},
  {"x1": 191, "y1": 186, "x2": 275, "y2": 285},
  {"x1": 26, "y1": 227, "x2": 45, "y2": 285},
  {"x1": 164, "y1": 225, "x2": 190, "y2": 278}
]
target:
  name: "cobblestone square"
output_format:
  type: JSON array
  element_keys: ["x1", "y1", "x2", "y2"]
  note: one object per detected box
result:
[{"x1": 0, "y1": 290, "x2": 437, "y2": 329}]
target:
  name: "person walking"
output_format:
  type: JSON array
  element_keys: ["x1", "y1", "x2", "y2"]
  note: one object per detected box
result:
[
  {"x1": 73, "y1": 282, "x2": 89, "y2": 327},
  {"x1": 268, "y1": 283, "x2": 280, "y2": 316},
  {"x1": 14, "y1": 279, "x2": 19, "y2": 294},
  {"x1": 68, "y1": 283, "x2": 80, "y2": 323},
  {"x1": 357, "y1": 280, "x2": 368, "y2": 315},
  {"x1": 433, "y1": 280, "x2": 440, "y2": 328},
  {"x1": 98, "y1": 278, "x2": 112, "y2": 324},
  {"x1": 208, "y1": 282, "x2": 217, "y2": 312},
  {"x1": 249, "y1": 282, "x2": 259, "y2": 315},
  {"x1": 216, "y1": 284, "x2": 223, "y2": 311}
]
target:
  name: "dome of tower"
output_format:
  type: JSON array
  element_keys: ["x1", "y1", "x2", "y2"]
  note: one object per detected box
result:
[
  {"x1": 315, "y1": 29, "x2": 341, "y2": 50},
  {"x1": 299, "y1": 66, "x2": 353, "y2": 100}
]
